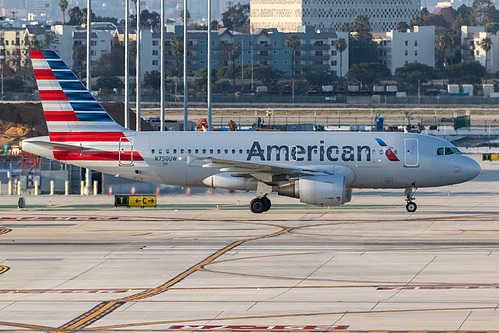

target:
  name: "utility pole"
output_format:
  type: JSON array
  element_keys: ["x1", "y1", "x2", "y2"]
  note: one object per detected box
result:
[{"x1": 124, "y1": 0, "x2": 129, "y2": 129}]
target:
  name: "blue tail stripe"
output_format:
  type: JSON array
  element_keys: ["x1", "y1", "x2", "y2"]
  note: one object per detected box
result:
[
  {"x1": 53, "y1": 71, "x2": 80, "y2": 80},
  {"x1": 65, "y1": 92, "x2": 96, "y2": 101},
  {"x1": 42, "y1": 50, "x2": 60, "y2": 59},
  {"x1": 70, "y1": 102, "x2": 106, "y2": 112},
  {"x1": 48, "y1": 60, "x2": 70, "y2": 70},
  {"x1": 59, "y1": 82, "x2": 87, "y2": 90},
  {"x1": 75, "y1": 113, "x2": 114, "y2": 121}
]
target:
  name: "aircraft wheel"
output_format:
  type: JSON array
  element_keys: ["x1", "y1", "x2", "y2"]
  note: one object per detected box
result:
[
  {"x1": 261, "y1": 196, "x2": 271, "y2": 212},
  {"x1": 406, "y1": 202, "x2": 417, "y2": 213},
  {"x1": 250, "y1": 198, "x2": 265, "y2": 214}
]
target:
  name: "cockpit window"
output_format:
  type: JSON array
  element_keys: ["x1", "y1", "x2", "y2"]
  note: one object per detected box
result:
[{"x1": 438, "y1": 147, "x2": 462, "y2": 156}]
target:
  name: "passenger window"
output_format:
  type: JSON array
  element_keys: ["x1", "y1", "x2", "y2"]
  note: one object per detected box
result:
[
  {"x1": 173, "y1": 149, "x2": 177, "y2": 154},
  {"x1": 195, "y1": 149, "x2": 199, "y2": 154},
  {"x1": 246, "y1": 149, "x2": 250, "y2": 154},
  {"x1": 202, "y1": 149, "x2": 206, "y2": 154},
  {"x1": 445, "y1": 147, "x2": 454, "y2": 155},
  {"x1": 159, "y1": 149, "x2": 162, "y2": 154},
  {"x1": 210, "y1": 149, "x2": 213, "y2": 154},
  {"x1": 166, "y1": 149, "x2": 169, "y2": 154},
  {"x1": 188, "y1": 149, "x2": 192, "y2": 153},
  {"x1": 239, "y1": 149, "x2": 243, "y2": 154},
  {"x1": 232, "y1": 149, "x2": 236, "y2": 154},
  {"x1": 437, "y1": 148, "x2": 444, "y2": 155},
  {"x1": 151, "y1": 149, "x2": 155, "y2": 154},
  {"x1": 181, "y1": 149, "x2": 184, "y2": 153},
  {"x1": 217, "y1": 149, "x2": 221, "y2": 154},
  {"x1": 224, "y1": 149, "x2": 228, "y2": 154}
]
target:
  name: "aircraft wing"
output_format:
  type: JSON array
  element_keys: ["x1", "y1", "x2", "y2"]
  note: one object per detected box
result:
[{"x1": 193, "y1": 156, "x2": 325, "y2": 182}]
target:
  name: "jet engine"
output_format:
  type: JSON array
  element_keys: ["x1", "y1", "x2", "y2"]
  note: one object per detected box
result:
[{"x1": 278, "y1": 175, "x2": 351, "y2": 206}]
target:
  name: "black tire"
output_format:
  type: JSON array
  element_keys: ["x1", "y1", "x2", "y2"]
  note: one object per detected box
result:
[
  {"x1": 250, "y1": 198, "x2": 265, "y2": 213},
  {"x1": 406, "y1": 202, "x2": 417, "y2": 213},
  {"x1": 261, "y1": 196, "x2": 271, "y2": 211}
]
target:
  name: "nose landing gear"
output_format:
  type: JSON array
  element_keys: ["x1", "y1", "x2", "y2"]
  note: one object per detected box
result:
[
  {"x1": 249, "y1": 196, "x2": 271, "y2": 213},
  {"x1": 404, "y1": 187, "x2": 417, "y2": 212}
]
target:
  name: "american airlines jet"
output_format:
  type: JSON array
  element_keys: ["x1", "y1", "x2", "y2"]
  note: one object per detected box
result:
[{"x1": 21, "y1": 51, "x2": 481, "y2": 213}]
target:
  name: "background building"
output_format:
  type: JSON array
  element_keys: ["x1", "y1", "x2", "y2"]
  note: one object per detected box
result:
[
  {"x1": 461, "y1": 26, "x2": 499, "y2": 74},
  {"x1": 375, "y1": 26, "x2": 436, "y2": 74},
  {"x1": 251, "y1": 0, "x2": 421, "y2": 33}
]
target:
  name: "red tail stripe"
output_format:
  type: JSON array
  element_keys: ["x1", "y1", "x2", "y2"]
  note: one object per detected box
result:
[
  {"x1": 44, "y1": 111, "x2": 79, "y2": 122},
  {"x1": 49, "y1": 132, "x2": 128, "y2": 142},
  {"x1": 39, "y1": 90, "x2": 67, "y2": 101},
  {"x1": 34, "y1": 69, "x2": 56, "y2": 80},
  {"x1": 30, "y1": 51, "x2": 45, "y2": 59},
  {"x1": 53, "y1": 151, "x2": 143, "y2": 161}
]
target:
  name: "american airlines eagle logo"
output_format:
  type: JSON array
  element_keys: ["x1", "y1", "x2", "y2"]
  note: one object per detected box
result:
[{"x1": 375, "y1": 138, "x2": 400, "y2": 162}]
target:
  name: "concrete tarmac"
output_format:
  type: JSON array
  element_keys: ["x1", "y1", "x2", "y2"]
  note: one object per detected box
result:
[{"x1": 0, "y1": 155, "x2": 498, "y2": 332}]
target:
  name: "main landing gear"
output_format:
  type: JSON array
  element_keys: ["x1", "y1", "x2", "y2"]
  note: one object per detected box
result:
[
  {"x1": 249, "y1": 196, "x2": 271, "y2": 213},
  {"x1": 404, "y1": 187, "x2": 417, "y2": 213}
]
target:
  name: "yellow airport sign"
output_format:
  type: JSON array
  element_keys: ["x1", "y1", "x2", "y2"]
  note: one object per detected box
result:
[{"x1": 115, "y1": 195, "x2": 157, "y2": 208}]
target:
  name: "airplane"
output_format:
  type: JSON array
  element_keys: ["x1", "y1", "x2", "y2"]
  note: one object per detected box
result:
[{"x1": 21, "y1": 50, "x2": 481, "y2": 213}]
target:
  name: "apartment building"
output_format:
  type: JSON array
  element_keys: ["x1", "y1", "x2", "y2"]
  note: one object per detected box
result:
[
  {"x1": 461, "y1": 26, "x2": 499, "y2": 73},
  {"x1": 117, "y1": 25, "x2": 349, "y2": 78},
  {"x1": 375, "y1": 26, "x2": 436, "y2": 74}
]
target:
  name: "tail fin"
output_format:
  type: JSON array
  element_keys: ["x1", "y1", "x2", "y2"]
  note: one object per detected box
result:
[{"x1": 30, "y1": 50, "x2": 128, "y2": 143}]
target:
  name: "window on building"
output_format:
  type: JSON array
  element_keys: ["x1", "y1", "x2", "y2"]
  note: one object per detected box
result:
[
  {"x1": 331, "y1": 50, "x2": 337, "y2": 56},
  {"x1": 414, "y1": 40, "x2": 418, "y2": 46},
  {"x1": 404, "y1": 41, "x2": 408, "y2": 46},
  {"x1": 331, "y1": 60, "x2": 337, "y2": 66},
  {"x1": 153, "y1": 40, "x2": 158, "y2": 46},
  {"x1": 91, "y1": 40, "x2": 97, "y2": 46},
  {"x1": 405, "y1": 50, "x2": 408, "y2": 56},
  {"x1": 152, "y1": 60, "x2": 158, "y2": 65},
  {"x1": 415, "y1": 50, "x2": 418, "y2": 56},
  {"x1": 274, "y1": 40, "x2": 279, "y2": 46},
  {"x1": 153, "y1": 50, "x2": 158, "y2": 56}
]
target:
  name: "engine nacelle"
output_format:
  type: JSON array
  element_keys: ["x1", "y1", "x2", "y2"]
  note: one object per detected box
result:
[
  {"x1": 278, "y1": 175, "x2": 351, "y2": 206},
  {"x1": 202, "y1": 173, "x2": 258, "y2": 191}
]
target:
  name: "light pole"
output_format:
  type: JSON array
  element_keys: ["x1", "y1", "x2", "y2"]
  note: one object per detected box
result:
[
  {"x1": 85, "y1": 0, "x2": 92, "y2": 195},
  {"x1": 160, "y1": 0, "x2": 165, "y2": 131},
  {"x1": 183, "y1": 0, "x2": 188, "y2": 131},
  {"x1": 207, "y1": 0, "x2": 212, "y2": 131},
  {"x1": 124, "y1": 0, "x2": 130, "y2": 129},
  {"x1": 136, "y1": 0, "x2": 141, "y2": 131}
]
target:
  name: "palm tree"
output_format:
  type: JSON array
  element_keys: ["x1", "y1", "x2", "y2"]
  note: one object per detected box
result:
[
  {"x1": 335, "y1": 38, "x2": 347, "y2": 78},
  {"x1": 170, "y1": 36, "x2": 184, "y2": 74},
  {"x1": 354, "y1": 15, "x2": 370, "y2": 32},
  {"x1": 59, "y1": 0, "x2": 68, "y2": 24},
  {"x1": 437, "y1": 34, "x2": 452, "y2": 69},
  {"x1": 226, "y1": 42, "x2": 241, "y2": 92},
  {"x1": 180, "y1": 9, "x2": 190, "y2": 24},
  {"x1": 480, "y1": 36, "x2": 492, "y2": 82},
  {"x1": 396, "y1": 21, "x2": 409, "y2": 32},
  {"x1": 285, "y1": 35, "x2": 301, "y2": 102}
]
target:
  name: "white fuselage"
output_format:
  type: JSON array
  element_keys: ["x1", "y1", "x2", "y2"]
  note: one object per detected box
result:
[{"x1": 22, "y1": 131, "x2": 480, "y2": 190}]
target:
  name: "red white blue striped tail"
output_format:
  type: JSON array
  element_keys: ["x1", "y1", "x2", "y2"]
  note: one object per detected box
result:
[{"x1": 30, "y1": 50, "x2": 128, "y2": 143}]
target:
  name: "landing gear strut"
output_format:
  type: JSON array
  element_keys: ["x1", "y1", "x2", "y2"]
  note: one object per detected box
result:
[
  {"x1": 404, "y1": 187, "x2": 417, "y2": 213},
  {"x1": 250, "y1": 196, "x2": 271, "y2": 213}
]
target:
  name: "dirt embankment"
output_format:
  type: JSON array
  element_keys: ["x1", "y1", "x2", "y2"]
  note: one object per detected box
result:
[{"x1": 0, "y1": 102, "x2": 154, "y2": 149}]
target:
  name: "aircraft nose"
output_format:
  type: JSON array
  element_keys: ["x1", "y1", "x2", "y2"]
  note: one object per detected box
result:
[{"x1": 466, "y1": 158, "x2": 481, "y2": 180}]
